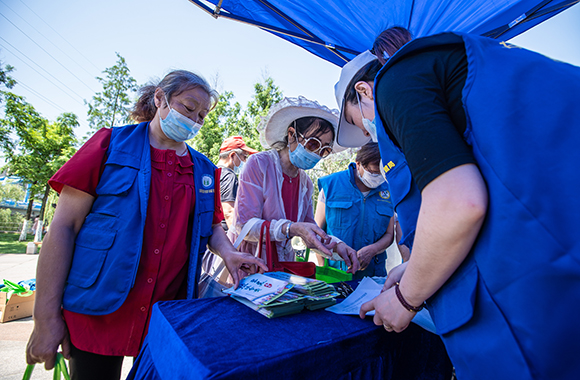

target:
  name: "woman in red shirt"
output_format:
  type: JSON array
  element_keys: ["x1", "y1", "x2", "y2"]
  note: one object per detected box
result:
[{"x1": 26, "y1": 70, "x2": 267, "y2": 380}]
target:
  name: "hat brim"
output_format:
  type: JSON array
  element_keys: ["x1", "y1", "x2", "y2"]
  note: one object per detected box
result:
[
  {"x1": 240, "y1": 146, "x2": 259, "y2": 154},
  {"x1": 337, "y1": 98, "x2": 371, "y2": 148},
  {"x1": 264, "y1": 105, "x2": 346, "y2": 153}
]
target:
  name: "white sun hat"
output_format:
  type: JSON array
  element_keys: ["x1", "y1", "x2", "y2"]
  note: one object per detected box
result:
[
  {"x1": 258, "y1": 96, "x2": 345, "y2": 153},
  {"x1": 334, "y1": 50, "x2": 377, "y2": 148}
]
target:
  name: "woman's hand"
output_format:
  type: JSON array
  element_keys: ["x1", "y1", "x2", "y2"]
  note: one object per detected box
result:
[
  {"x1": 208, "y1": 224, "x2": 268, "y2": 288},
  {"x1": 289, "y1": 222, "x2": 335, "y2": 257},
  {"x1": 221, "y1": 250, "x2": 268, "y2": 288},
  {"x1": 359, "y1": 286, "x2": 415, "y2": 333},
  {"x1": 356, "y1": 244, "x2": 379, "y2": 271},
  {"x1": 382, "y1": 261, "x2": 408, "y2": 292},
  {"x1": 335, "y1": 242, "x2": 360, "y2": 274},
  {"x1": 26, "y1": 316, "x2": 71, "y2": 370}
]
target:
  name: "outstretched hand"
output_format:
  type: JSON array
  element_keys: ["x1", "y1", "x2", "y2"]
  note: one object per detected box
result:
[
  {"x1": 222, "y1": 250, "x2": 268, "y2": 288},
  {"x1": 359, "y1": 286, "x2": 415, "y2": 333},
  {"x1": 335, "y1": 242, "x2": 360, "y2": 274},
  {"x1": 382, "y1": 261, "x2": 407, "y2": 292},
  {"x1": 290, "y1": 222, "x2": 335, "y2": 257}
]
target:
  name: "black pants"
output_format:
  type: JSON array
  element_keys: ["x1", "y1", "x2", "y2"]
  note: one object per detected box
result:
[{"x1": 69, "y1": 342, "x2": 126, "y2": 380}]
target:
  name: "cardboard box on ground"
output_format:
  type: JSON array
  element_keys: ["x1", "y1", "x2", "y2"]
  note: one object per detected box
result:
[{"x1": 0, "y1": 291, "x2": 35, "y2": 323}]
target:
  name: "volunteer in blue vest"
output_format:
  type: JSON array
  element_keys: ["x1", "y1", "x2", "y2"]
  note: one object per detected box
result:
[
  {"x1": 228, "y1": 97, "x2": 359, "y2": 272},
  {"x1": 334, "y1": 27, "x2": 580, "y2": 380},
  {"x1": 26, "y1": 70, "x2": 267, "y2": 379},
  {"x1": 315, "y1": 142, "x2": 405, "y2": 279}
]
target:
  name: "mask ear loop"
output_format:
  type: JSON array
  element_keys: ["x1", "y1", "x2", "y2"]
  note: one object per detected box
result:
[{"x1": 356, "y1": 92, "x2": 365, "y2": 121}]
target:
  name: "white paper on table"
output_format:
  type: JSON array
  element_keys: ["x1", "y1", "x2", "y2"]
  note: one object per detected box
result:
[{"x1": 325, "y1": 277, "x2": 437, "y2": 334}]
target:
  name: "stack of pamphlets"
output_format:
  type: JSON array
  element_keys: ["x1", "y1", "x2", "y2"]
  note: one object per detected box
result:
[{"x1": 223, "y1": 272, "x2": 338, "y2": 318}]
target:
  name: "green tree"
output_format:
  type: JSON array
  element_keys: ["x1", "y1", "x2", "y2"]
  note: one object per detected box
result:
[
  {"x1": 0, "y1": 182, "x2": 26, "y2": 201},
  {"x1": 0, "y1": 60, "x2": 17, "y2": 145},
  {"x1": 193, "y1": 76, "x2": 283, "y2": 162},
  {"x1": 241, "y1": 77, "x2": 283, "y2": 150},
  {"x1": 86, "y1": 52, "x2": 138, "y2": 133},
  {"x1": 0, "y1": 60, "x2": 16, "y2": 92},
  {"x1": 307, "y1": 148, "x2": 356, "y2": 212},
  {"x1": 0, "y1": 93, "x2": 78, "y2": 240},
  {"x1": 0, "y1": 208, "x2": 24, "y2": 233},
  {"x1": 193, "y1": 91, "x2": 239, "y2": 161}
]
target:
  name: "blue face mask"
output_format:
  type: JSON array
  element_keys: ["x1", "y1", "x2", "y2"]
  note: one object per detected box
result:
[
  {"x1": 233, "y1": 153, "x2": 245, "y2": 175},
  {"x1": 289, "y1": 141, "x2": 322, "y2": 170},
  {"x1": 159, "y1": 97, "x2": 202, "y2": 142}
]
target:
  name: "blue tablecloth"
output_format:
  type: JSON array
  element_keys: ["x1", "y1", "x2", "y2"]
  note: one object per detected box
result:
[{"x1": 128, "y1": 297, "x2": 451, "y2": 380}]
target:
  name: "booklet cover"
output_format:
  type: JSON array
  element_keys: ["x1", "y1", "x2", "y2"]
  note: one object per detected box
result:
[{"x1": 223, "y1": 273, "x2": 293, "y2": 306}]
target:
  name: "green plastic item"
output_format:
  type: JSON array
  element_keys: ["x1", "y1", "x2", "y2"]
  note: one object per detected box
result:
[
  {"x1": 295, "y1": 248, "x2": 352, "y2": 283},
  {"x1": 316, "y1": 258, "x2": 352, "y2": 283},
  {"x1": 22, "y1": 353, "x2": 70, "y2": 380}
]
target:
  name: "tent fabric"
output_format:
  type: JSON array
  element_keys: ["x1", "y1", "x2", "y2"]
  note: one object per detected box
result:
[{"x1": 188, "y1": 0, "x2": 579, "y2": 66}]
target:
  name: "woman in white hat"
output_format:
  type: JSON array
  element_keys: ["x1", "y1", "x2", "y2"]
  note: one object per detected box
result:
[{"x1": 228, "y1": 96, "x2": 359, "y2": 271}]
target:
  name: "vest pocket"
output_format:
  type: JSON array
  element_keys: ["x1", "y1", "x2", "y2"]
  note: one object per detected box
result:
[
  {"x1": 68, "y1": 226, "x2": 116, "y2": 288},
  {"x1": 96, "y1": 165, "x2": 138, "y2": 196},
  {"x1": 326, "y1": 200, "x2": 354, "y2": 230},
  {"x1": 373, "y1": 205, "x2": 393, "y2": 236},
  {"x1": 428, "y1": 259, "x2": 478, "y2": 335}
]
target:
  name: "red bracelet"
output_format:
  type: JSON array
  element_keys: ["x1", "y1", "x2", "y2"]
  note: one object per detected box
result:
[{"x1": 394, "y1": 282, "x2": 425, "y2": 313}]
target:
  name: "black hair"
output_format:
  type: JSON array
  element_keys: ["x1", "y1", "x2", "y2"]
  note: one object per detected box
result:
[
  {"x1": 356, "y1": 142, "x2": 381, "y2": 167},
  {"x1": 271, "y1": 116, "x2": 335, "y2": 151},
  {"x1": 343, "y1": 60, "x2": 382, "y2": 106},
  {"x1": 132, "y1": 70, "x2": 219, "y2": 122}
]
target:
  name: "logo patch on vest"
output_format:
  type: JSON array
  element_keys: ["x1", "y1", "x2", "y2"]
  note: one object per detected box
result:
[
  {"x1": 202, "y1": 175, "x2": 213, "y2": 188},
  {"x1": 379, "y1": 190, "x2": 391, "y2": 200},
  {"x1": 383, "y1": 161, "x2": 395, "y2": 173}
]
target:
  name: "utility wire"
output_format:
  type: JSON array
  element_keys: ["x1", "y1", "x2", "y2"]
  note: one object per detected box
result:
[
  {"x1": 0, "y1": 38, "x2": 85, "y2": 105},
  {"x1": 17, "y1": 0, "x2": 101, "y2": 72},
  {"x1": 0, "y1": 0, "x2": 98, "y2": 80},
  {"x1": 0, "y1": 12, "x2": 96, "y2": 93},
  {"x1": 8, "y1": 76, "x2": 68, "y2": 113}
]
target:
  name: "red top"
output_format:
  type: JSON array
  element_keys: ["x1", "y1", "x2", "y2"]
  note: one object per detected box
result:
[
  {"x1": 50, "y1": 128, "x2": 224, "y2": 356},
  {"x1": 281, "y1": 173, "x2": 300, "y2": 222}
]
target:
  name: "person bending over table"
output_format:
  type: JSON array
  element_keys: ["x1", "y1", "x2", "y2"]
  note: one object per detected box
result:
[
  {"x1": 26, "y1": 70, "x2": 266, "y2": 380},
  {"x1": 228, "y1": 97, "x2": 359, "y2": 273},
  {"x1": 333, "y1": 26, "x2": 580, "y2": 380},
  {"x1": 315, "y1": 142, "x2": 409, "y2": 279}
]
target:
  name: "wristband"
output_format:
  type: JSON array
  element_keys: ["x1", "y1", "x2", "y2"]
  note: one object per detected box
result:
[
  {"x1": 394, "y1": 282, "x2": 425, "y2": 312},
  {"x1": 285, "y1": 222, "x2": 293, "y2": 239}
]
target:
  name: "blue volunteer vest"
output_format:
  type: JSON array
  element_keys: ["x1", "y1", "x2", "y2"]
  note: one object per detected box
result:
[
  {"x1": 62, "y1": 122, "x2": 216, "y2": 315},
  {"x1": 318, "y1": 163, "x2": 393, "y2": 278},
  {"x1": 376, "y1": 33, "x2": 580, "y2": 379},
  {"x1": 374, "y1": 120, "x2": 420, "y2": 249}
]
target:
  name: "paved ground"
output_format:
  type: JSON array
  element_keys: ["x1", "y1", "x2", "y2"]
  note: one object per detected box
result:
[{"x1": 0, "y1": 253, "x2": 132, "y2": 379}]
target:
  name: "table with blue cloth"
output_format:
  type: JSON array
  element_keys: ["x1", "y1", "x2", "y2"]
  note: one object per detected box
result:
[{"x1": 127, "y1": 296, "x2": 451, "y2": 380}]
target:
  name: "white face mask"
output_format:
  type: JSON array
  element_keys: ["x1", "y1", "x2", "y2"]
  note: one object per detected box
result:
[
  {"x1": 356, "y1": 92, "x2": 378, "y2": 143},
  {"x1": 159, "y1": 96, "x2": 202, "y2": 142},
  {"x1": 358, "y1": 167, "x2": 385, "y2": 189}
]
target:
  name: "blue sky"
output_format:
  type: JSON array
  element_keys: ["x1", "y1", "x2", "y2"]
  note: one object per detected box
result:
[{"x1": 1, "y1": 0, "x2": 579, "y2": 138}]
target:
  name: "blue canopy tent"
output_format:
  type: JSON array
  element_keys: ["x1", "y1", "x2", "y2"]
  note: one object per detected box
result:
[{"x1": 187, "y1": 0, "x2": 578, "y2": 66}]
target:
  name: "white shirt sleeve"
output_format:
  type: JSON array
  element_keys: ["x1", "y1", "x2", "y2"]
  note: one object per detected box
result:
[{"x1": 318, "y1": 188, "x2": 326, "y2": 204}]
